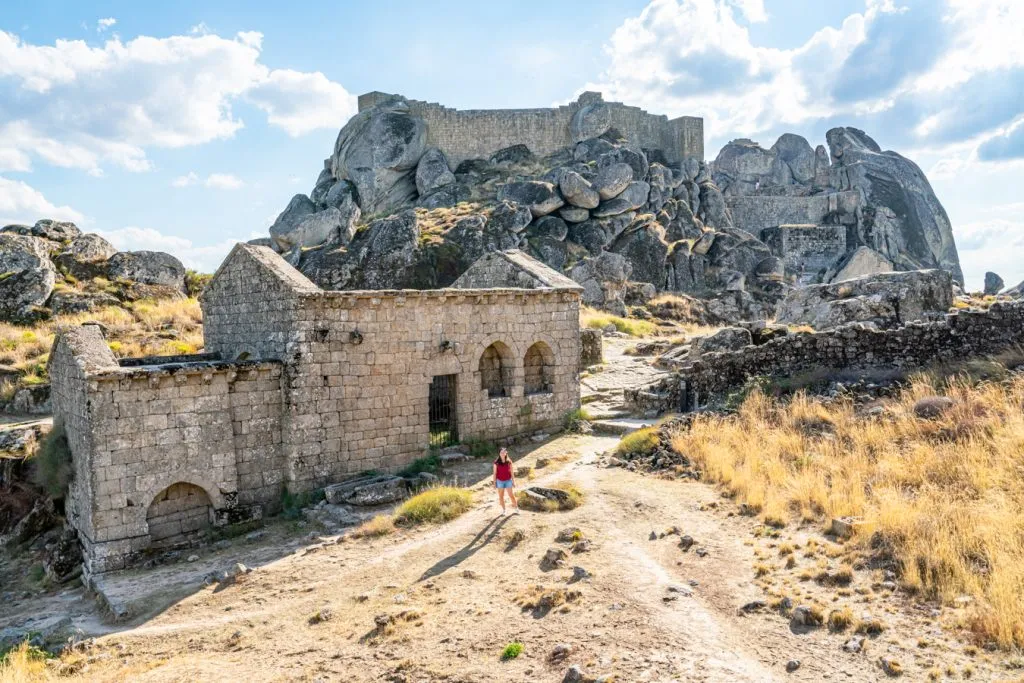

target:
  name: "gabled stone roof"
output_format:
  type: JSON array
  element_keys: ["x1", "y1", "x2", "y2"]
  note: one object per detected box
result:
[{"x1": 493, "y1": 250, "x2": 583, "y2": 290}]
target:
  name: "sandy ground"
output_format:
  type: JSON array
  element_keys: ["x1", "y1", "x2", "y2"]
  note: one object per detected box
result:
[{"x1": 28, "y1": 429, "x2": 1011, "y2": 683}]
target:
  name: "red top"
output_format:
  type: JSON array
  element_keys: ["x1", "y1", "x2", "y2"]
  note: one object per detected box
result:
[{"x1": 495, "y1": 460, "x2": 513, "y2": 481}]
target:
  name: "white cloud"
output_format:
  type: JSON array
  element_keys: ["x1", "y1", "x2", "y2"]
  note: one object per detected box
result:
[
  {"x1": 95, "y1": 226, "x2": 242, "y2": 273},
  {"x1": 0, "y1": 28, "x2": 356, "y2": 175},
  {"x1": 171, "y1": 171, "x2": 199, "y2": 187},
  {"x1": 731, "y1": 0, "x2": 766, "y2": 23},
  {"x1": 97, "y1": 18, "x2": 117, "y2": 32},
  {"x1": 189, "y1": 22, "x2": 211, "y2": 36},
  {"x1": 247, "y1": 69, "x2": 357, "y2": 137},
  {"x1": 0, "y1": 176, "x2": 84, "y2": 226},
  {"x1": 204, "y1": 173, "x2": 244, "y2": 190}
]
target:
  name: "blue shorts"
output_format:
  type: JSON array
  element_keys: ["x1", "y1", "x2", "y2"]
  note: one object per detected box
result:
[{"x1": 496, "y1": 479, "x2": 514, "y2": 489}]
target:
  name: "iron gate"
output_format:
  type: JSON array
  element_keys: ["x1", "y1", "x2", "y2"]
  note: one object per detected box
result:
[{"x1": 428, "y1": 374, "x2": 458, "y2": 448}]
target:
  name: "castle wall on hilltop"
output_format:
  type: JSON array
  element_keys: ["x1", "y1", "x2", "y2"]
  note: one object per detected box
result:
[{"x1": 358, "y1": 91, "x2": 704, "y2": 165}]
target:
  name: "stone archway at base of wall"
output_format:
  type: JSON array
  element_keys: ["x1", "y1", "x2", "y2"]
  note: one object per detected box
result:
[{"x1": 145, "y1": 482, "x2": 213, "y2": 549}]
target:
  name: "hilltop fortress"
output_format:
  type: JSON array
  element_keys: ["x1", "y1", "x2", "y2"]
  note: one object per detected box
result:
[{"x1": 357, "y1": 91, "x2": 705, "y2": 166}]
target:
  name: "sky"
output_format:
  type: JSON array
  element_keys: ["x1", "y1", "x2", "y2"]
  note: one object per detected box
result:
[{"x1": 0, "y1": 0, "x2": 1022, "y2": 290}]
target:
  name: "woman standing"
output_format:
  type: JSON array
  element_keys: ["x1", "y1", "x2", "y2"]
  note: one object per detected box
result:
[{"x1": 493, "y1": 448, "x2": 519, "y2": 515}]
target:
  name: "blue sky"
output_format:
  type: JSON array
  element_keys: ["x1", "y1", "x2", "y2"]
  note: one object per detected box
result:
[{"x1": 1, "y1": 0, "x2": 1022, "y2": 290}]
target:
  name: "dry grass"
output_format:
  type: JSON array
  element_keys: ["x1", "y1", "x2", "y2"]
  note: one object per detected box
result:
[
  {"x1": 0, "y1": 643, "x2": 53, "y2": 683},
  {"x1": 394, "y1": 486, "x2": 474, "y2": 526},
  {"x1": 670, "y1": 376, "x2": 1024, "y2": 647},
  {"x1": 518, "y1": 481, "x2": 584, "y2": 512},
  {"x1": 579, "y1": 307, "x2": 657, "y2": 337},
  {"x1": 615, "y1": 427, "x2": 660, "y2": 458},
  {"x1": 352, "y1": 514, "x2": 396, "y2": 538},
  {"x1": 0, "y1": 298, "x2": 203, "y2": 393}
]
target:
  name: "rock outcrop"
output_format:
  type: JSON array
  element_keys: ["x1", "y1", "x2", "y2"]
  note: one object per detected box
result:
[
  {"x1": 827, "y1": 127, "x2": 962, "y2": 284},
  {"x1": 0, "y1": 234, "x2": 56, "y2": 322},
  {"x1": 775, "y1": 269, "x2": 953, "y2": 330}
]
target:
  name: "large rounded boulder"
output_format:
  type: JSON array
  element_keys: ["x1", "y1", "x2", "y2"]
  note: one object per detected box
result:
[
  {"x1": 107, "y1": 251, "x2": 186, "y2": 292},
  {"x1": 496, "y1": 181, "x2": 564, "y2": 217},
  {"x1": 329, "y1": 97, "x2": 427, "y2": 215},
  {"x1": 0, "y1": 234, "x2": 57, "y2": 322}
]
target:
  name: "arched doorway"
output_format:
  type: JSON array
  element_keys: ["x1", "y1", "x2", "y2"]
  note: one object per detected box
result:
[
  {"x1": 146, "y1": 482, "x2": 213, "y2": 549},
  {"x1": 523, "y1": 341, "x2": 555, "y2": 395},
  {"x1": 479, "y1": 341, "x2": 513, "y2": 398}
]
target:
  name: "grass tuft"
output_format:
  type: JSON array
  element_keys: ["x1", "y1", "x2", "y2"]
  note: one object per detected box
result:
[
  {"x1": 615, "y1": 427, "x2": 660, "y2": 459},
  {"x1": 579, "y1": 307, "x2": 657, "y2": 337},
  {"x1": 500, "y1": 642, "x2": 524, "y2": 661},
  {"x1": 352, "y1": 515, "x2": 396, "y2": 538},
  {"x1": 393, "y1": 486, "x2": 473, "y2": 526}
]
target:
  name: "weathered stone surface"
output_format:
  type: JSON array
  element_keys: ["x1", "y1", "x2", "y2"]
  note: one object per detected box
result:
[
  {"x1": 269, "y1": 194, "x2": 317, "y2": 251},
  {"x1": 530, "y1": 235, "x2": 569, "y2": 271},
  {"x1": 530, "y1": 216, "x2": 569, "y2": 241},
  {"x1": 592, "y1": 181, "x2": 649, "y2": 218},
  {"x1": 415, "y1": 147, "x2": 456, "y2": 195},
  {"x1": 697, "y1": 182, "x2": 733, "y2": 228},
  {"x1": 776, "y1": 269, "x2": 953, "y2": 330},
  {"x1": 416, "y1": 182, "x2": 471, "y2": 209},
  {"x1": 692, "y1": 327, "x2": 752, "y2": 357},
  {"x1": 580, "y1": 329, "x2": 602, "y2": 368},
  {"x1": 50, "y1": 291, "x2": 121, "y2": 315},
  {"x1": 571, "y1": 101, "x2": 611, "y2": 143},
  {"x1": 830, "y1": 246, "x2": 893, "y2": 283},
  {"x1": 330, "y1": 97, "x2": 427, "y2": 214},
  {"x1": 558, "y1": 206, "x2": 590, "y2": 223},
  {"x1": 599, "y1": 145, "x2": 649, "y2": 181},
  {"x1": 497, "y1": 181, "x2": 564, "y2": 217},
  {"x1": 310, "y1": 167, "x2": 335, "y2": 207},
  {"x1": 770, "y1": 133, "x2": 815, "y2": 186},
  {"x1": 486, "y1": 201, "x2": 533, "y2": 234},
  {"x1": 591, "y1": 163, "x2": 632, "y2": 200},
  {"x1": 107, "y1": 250, "x2": 186, "y2": 291},
  {"x1": 0, "y1": 234, "x2": 57, "y2": 321},
  {"x1": 3, "y1": 219, "x2": 81, "y2": 243},
  {"x1": 489, "y1": 144, "x2": 533, "y2": 167},
  {"x1": 609, "y1": 217, "x2": 668, "y2": 288},
  {"x1": 712, "y1": 138, "x2": 775, "y2": 196},
  {"x1": 827, "y1": 126, "x2": 962, "y2": 284},
  {"x1": 324, "y1": 475, "x2": 408, "y2": 506},
  {"x1": 58, "y1": 234, "x2": 117, "y2": 264},
  {"x1": 984, "y1": 271, "x2": 1004, "y2": 296},
  {"x1": 569, "y1": 251, "x2": 631, "y2": 311},
  {"x1": 559, "y1": 171, "x2": 600, "y2": 209}
]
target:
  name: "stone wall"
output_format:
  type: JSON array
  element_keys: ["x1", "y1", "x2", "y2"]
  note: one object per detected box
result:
[
  {"x1": 727, "y1": 191, "x2": 860, "y2": 236},
  {"x1": 762, "y1": 224, "x2": 847, "y2": 285},
  {"x1": 51, "y1": 245, "x2": 581, "y2": 574},
  {"x1": 358, "y1": 91, "x2": 704, "y2": 164},
  {"x1": 50, "y1": 331, "x2": 283, "y2": 574},
  {"x1": 636, "y1": 301, "x2": 1024, "y2": 411}
]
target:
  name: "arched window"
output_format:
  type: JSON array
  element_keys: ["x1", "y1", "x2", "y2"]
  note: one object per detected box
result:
[
  {"x1": 524, "y1": 341, "x2": 554, "y2": 395},
  {"x1": 479, "y1": 342, "x2": 513, "y2": 398},
  {"x1": 146, "y1": 482, "x2": 212, "y2": 549}
]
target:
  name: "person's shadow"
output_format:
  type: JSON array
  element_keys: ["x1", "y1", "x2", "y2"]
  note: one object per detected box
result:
[{"x1": 417, "y1": 514, "x2": 511, "y2": 581}]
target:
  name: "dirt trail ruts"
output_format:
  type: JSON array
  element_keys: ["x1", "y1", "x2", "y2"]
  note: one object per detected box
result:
[{"x1": 70, "y1": 434, "x2": 887, "y2": 682}]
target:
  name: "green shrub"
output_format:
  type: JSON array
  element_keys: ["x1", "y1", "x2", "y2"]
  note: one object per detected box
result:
[
  {"x1": 614, "y1": 426, "x2": 660, "y2": 459},
  {"x1": 398, "y1": 452, "x2": 440, "y2": 477},
  {"x1": 464, "y1": 438, "x2": 497, "y2": 459},
  {"x1": 32, "y1": 421, "x2": 73, "y2": 498},
  {"x1": 184, "y1": 270, "x2": 213, "y2": 298},
  {"x1": 393, "y1": 486, "x2": 473, "y2": 526},
  {"x1": 500, "y1": 642, "x2": 524, "y2": 660},
  {"x1": 563, "y1": 407, "x2": 593, "y2": 432}
]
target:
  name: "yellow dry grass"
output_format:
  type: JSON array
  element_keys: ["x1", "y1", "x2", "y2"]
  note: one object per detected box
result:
[
  {"x1": 0, "y1": 298, "x2": 203, "y2": 395},
  {"x1": 0, "y1": 643, "x2": 53, "y2": 683},
  {"x1": 670, "y1": 376, "x2": 1024, "y2": 648},
  {"x1": 579, "y1": 307, "x2": 657, "y2": 337}
]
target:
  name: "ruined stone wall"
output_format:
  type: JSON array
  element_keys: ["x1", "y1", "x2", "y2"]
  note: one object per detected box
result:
[
  {"x1": 358, "y1": 92, "x2": 704, "y2": 165},
  {"x1": 762, "y1": 225, "x2": 847, "y2": 284},
  {"x1": 57, "y1": 354, "x2": 284, "y2": 574},
  {"x1": 281, "y1": 288, "x2": 581, "y2": 490},
  {"x1": 727, "y1": 191, "x2": 860, "y2": 236},
  {"x1": 643, "y1": 301, "x2": 1024, "y2": 411}
]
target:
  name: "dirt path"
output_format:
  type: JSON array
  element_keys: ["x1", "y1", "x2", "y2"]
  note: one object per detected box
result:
[{"x1": 64, "y1": 433, "x2": 906, "y2": 682}]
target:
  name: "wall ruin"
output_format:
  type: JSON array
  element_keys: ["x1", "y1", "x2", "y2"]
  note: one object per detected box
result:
[{"x1": 358, "y1": 91, "x2": 704, "y2": 165}]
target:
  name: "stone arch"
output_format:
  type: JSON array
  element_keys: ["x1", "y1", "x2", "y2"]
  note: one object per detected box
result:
[
  {"x1": 145, "y1": 482, "x2": 213, "y2": 549},
  {"x1": 478, "y1": 341, "x2": 514, "y2": 398},
  {"x1": 524, "y1": 341, "x2": 555, "y2": 395}
]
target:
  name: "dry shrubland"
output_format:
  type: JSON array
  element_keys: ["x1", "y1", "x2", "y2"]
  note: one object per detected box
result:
[
  {"x1": 670, "y1": 375, "x2": 1024, "y2": 647},
  {"x1": 0, "y1": 298, "x2": 203, "y2": 400}
]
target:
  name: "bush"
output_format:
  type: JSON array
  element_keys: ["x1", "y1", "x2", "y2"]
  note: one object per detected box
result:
[
  {"x1": 398, "y1": 452, "x2": 440, "y2": 477},
  {"x1": 563, "y1": 407, "x2": 593, "y2": 432},
  {"x1": 500, "y1": 642, "x2": 524, "y2": 660},
  {"x1": 32, "y1": 422, "x2": 72, "y2": 499},
  {"x1": 464, "y1": 439, "x2": 497, "y2": 459},
  {"x1": 614, "y1": 427, "x2": 660, "y2": 459},
  {"x1": 184, "y1": 270, "x2": 213, "y2": 298},
  {"x1": 393, "y1": 486, "x2": 473, "y2": 526}
]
